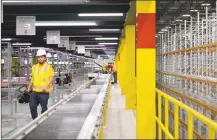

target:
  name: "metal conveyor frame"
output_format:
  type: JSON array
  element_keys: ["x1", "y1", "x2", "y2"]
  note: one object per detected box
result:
[{"x1": 5, "y1": 75, "x2": 98, "y2": 140}]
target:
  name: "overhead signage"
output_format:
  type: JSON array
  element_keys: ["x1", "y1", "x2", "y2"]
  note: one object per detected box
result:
[
  {"x1": 16, "y1": 16, "x2": 36, "y2": 35},
  {"x1": 46, "y1": 31, "x2": 60, "y2": 44},
  {"x1": 58, "y1": 37, "x2": 69, "y2": 48},
  {"x1": 67, "y1": 41, "x2": 76, "y2": 50},
  {"x1": 77, "y1": 46, "x2": 85, "y2": 54}
]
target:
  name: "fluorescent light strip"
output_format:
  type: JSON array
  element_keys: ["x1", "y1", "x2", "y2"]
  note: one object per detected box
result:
[
  {"x1": 190, "y1": 10, "x2": 198, "y2": 12},
  {"x1": 86, "y1": 48, "x2": 106, "y2": 50},
  {"x1": 182, "y1": 14, "x2": 190, "y2": 17},
  {"x1": 98, "y1": 43, "x2": 118, "y2": 45},
  {"x1": 2, "y1": 1, "x2": 32, "y2": 2},
  {"x1": 35, "y1": 21, "x2": 97, "y2": 26},
  {"x1": 78, "y1": 13, "x2": 123, "y2": 17},
  {"x1": 95, "y1": 38, "x2": 118, "y2": 40},
  {"x1": 161, "y1": 29, "x2": 168, "y2": 32},
  {"x1": 78, "y1": 45, "x2": 105, "y2": 47},
  {"x1": 89, "y1": 29, "x2": 120, "y2": 31},
  {"x1": 2, "y1": 0, "x2": 89, "y2": 3},
  {"x1": 201, "y1": 3, "x2": 210, "y2": 6},
  {"x1": 1, "y1": 38, "x2": 12, "y2": 41},
  {"x1": 12, "y1": 43, "x2": 32, "y2": 46}
]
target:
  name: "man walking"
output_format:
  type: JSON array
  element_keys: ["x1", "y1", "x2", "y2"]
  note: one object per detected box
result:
[
  {"x1": 27, "y1": 49, "x2": 54, "y2": 120},
  {"x1": 108, "y1": 63, "x2": 117, "y2": 84},
  {"x1": 111, "y1": 63, "x2": 117, "y2": 84}
]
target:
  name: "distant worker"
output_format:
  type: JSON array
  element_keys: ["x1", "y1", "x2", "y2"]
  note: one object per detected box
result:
[
  {"x1": 27, "y1": 49, "x2": 55, "y2": 120},
  {"x1": 107, "y1": 64, "x2": 112, "y2": 74},
  {"x1": 111, "y1": 63, "x2": 117, "y2": 84},
  {"x1": 108, "y1": 63, "x2": 117, "y2": 84},
  {"x1": 102, "y1": 64, "x2": 107, "y2": 74}
]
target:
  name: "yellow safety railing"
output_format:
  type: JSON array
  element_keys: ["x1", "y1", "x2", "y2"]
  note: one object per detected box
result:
[
  {"x1": 156, "y1": 89, "x2": 217, "y2": 139},
  {"x1": 99, "y1": 81, "x2": 112, "y2": 139}
]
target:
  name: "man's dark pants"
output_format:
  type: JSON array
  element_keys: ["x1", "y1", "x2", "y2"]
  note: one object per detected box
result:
[
  {"x1": 29, "y1": 92, "x2": 49, "y2": 120},
  {"x1": 113, "y1": 72, "x2": 117, "y2": 83}
]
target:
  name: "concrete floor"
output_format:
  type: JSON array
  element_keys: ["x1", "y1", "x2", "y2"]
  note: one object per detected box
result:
[{"x1": 104, "y1": 84, "x2": 136, "y2": 139}]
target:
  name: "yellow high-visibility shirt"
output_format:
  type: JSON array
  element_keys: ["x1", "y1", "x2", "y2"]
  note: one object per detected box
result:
[
  {"x1": 102, "y1": 65, "x2": 106, "y2": 71},
  {"x1": 31, "y1": 63, "x2": 54, "y2": 93}
]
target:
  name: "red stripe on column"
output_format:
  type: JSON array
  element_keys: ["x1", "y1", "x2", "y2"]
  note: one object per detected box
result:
[{"x1": 136, "y1": 13, "x2": 156, "y2": 49}]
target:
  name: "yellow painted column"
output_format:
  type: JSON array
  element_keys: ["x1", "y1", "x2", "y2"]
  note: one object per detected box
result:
[
  {"x1": 121, "y1": 39, "x2": 126, "y2": 95},
  {"x1": 117, "y1": 38, "x2": 126, "y2": 95},
  {"x1": 125, "y1": 25, "x2": 136, "y2": 110},
  {"x1": 136, "y1": 0, "x2": 156, "y2": 139},
  {"x1": 117, "y1": 42, "x2": 122, "y2": 90}
]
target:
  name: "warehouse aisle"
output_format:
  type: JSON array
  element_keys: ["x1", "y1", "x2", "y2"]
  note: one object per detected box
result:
[{"x1": 104, "y1": 84, "x2": 136, "y2": 139}]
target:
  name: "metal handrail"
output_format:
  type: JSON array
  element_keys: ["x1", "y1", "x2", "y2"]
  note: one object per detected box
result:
[
  {"x1": 156, "y1": 89, "x2": 217, "y2": 139},
  {"x1": 77, "y1": 75, "x2": 111, "y2": 139},
  {"x1": 5, "y1": 76, "x2": 98, "y2": 140}
]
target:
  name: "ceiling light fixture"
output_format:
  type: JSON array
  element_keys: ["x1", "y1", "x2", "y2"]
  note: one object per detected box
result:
[
  {"x1": 78, "y1": 45, "x2": 105, "y2": 47},
  {"x1": 12, "y1": 43, "x2": 32, "y2": 46},
  {"x1": 201, "y1": 3, "x2": 210, "y2": 6},
  {"x1": 98, "y1": 43, "x2": 118, "y2": 45},
  {"x1": 89, "y1": 29, "x2": 120, "y2": 31},
  {"x1": 85, "y1": 47, "x2": 107, "y2": 50},
  {"x1": 161, "y1": 29, "x2": 168, "y2": 32},
  {"x1": 78, "y1": 13, "x2": 123, "y2": 17},
  {"x1": 2, "y1": 0, "x2": 89, "y2": 4},
  {"x1": 1, "y1": 38, "x2": 12, "y2": 41},
  {"x1": 35, "y1": 21, "x2": 97, "y2": 26},
  {"x1": 190, "y1": 10, "x2": 198, "y2": 12},
  {"x1": 43, "y1": 35, "x2": 102, "y2": 40},
  {"x1": 2, "y1": 0, "x2": 32, "y2": 2},
  {"x1": 176, "y1": 20, "x2": 183, "y2": 22},
  {"x1": 158, "y1": 32, "x2": 163, "y2": 34},
  {"x1": 95, "y1": 37, "x2": 119, "y2": 40},
  {"x1": 182, "y1": 14, "x2": 191, "y2": 17}
]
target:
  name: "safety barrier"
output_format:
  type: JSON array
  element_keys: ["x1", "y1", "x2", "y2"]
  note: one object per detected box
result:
[
  {"x1": 77, "y1": 74, "x2": 111, "y2": 139},
  {"x1": 156, "y1": 89, "x2": 217, "y2": 139},
  {"x1": 5, "y1": 76, "x2": 98, "y2": 139}
]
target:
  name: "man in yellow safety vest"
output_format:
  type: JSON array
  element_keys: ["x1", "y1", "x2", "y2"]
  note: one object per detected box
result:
[{"x1": 27, "y1": 49, "x2": 54, "y2": 120}]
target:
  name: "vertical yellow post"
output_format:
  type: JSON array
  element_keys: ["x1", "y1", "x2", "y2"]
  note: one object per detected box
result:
[
  {"x1": 136, "y1": 0, "x2": 156, "y2": 139},
  {"x1": 99, "y1": 126, "x2": 104, "y2": 139},
  {"x1": 118, "y1": 38, "x2": 126, "y2": 95},
  {"x1": 125, "y1": 25, "x2": 136, "y2": 109},
  {"x1": 117, "y1": 42, "x2": 122, "y2": 90},
  {"x1": 122, "y1": 39, "x2": 127, "y2": 95}
]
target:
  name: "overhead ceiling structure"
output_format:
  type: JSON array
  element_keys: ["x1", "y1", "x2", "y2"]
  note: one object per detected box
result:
[
  {"x1": 156, "y1": 0, "x2": 216, "y2": 32},
  {"x1": 1, "y1": 0, "x2": 131, "y2": 58}
]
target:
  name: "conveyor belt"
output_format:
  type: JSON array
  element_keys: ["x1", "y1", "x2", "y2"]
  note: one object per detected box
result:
[{"x1": 23, "y1": 91, "x2": 98, "y2": 139}]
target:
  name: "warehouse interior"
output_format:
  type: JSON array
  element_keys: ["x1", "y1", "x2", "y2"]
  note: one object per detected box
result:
[{"x1": 0, "y1": 0, "x2": 217, "y2": 139}]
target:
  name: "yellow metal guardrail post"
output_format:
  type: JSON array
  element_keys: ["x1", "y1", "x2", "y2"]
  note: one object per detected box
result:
[
  {"x1": 164, "y1": 98, "x2": 169, "y2": 139},
  {"x1": 174, "y1": 104, "x2": 179, "y2": 139},
  {"x1": 156, "y1": 89, "x2": 217, "y2": 139},
  {"x1": 158, "y1": 94, "x2": 162, "y2": 139},
  {"x1": 136, "y1": 0, "x2": 156, "y2": 139}
]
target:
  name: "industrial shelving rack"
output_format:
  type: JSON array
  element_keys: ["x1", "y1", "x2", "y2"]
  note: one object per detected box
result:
[{"x1": 157, "y1": 4, "x2": 217, "y2": 139}]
